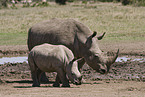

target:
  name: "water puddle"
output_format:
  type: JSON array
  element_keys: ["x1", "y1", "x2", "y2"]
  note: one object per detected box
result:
[
  {"x1": 0, "y1": 56, "x2": 28, "y2": 64},
  {"x1": 0, "y1": 56, "x2": 144, "y2": 64},
  {"x1": 116, "y1": 56, "x2": 145, "y2": 62}
]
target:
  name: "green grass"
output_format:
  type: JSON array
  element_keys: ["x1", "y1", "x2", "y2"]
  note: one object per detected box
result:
[{"x1": 0, "y1": 2, "x2": 145, "y2": 46}]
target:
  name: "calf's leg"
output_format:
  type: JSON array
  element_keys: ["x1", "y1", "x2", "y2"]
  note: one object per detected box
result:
[
  {"x1": 56, "y1": 68, "x2": 70, "y2": 87},
  {"x1": 53, "y1": 74, "x2": 60, "y2": 87},
  {"x1": 28, "y1": 55, "x2": 40, "y2": 87}
]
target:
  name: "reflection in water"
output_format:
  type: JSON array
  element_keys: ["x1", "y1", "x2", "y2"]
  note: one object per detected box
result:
[{"x1": 0, "y1": 56, "x2": 144, "y2": 64}]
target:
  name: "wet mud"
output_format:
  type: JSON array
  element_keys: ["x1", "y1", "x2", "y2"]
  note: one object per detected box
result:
[{"x1": 0, "y1": 59, "x2": 145, "y2": 83}]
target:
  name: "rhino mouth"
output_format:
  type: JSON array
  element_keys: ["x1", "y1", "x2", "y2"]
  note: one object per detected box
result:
[
  {"x1": 73, "y1": 80, "x2": 82, "y2": 85},
  {"x1": 99, "y1": 69, "x2": 107, "y2": 74},
  {"x1": 73, "y1": 76, "x2": 82, "y2": 85}
]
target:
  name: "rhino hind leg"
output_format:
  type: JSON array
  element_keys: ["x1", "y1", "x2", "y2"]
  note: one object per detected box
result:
[
  {"x1": 56, "y1": 68, "x2": 70, "y2": 87},
  {"x1": 28, "y1": 55, "x2": 40, "y2": 87},
  {"x1": 37, "y1": 69, "x2": 43, "y2": 84},
  {"x1": 31, "y1": 69, "x2": 40, "y2": 87},
  {"x1": 40, "y1": 72, "x2": 49, "y2": 83}
]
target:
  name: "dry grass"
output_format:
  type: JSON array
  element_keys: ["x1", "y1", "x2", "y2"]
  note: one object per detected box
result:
[{"x1": 0, "y1": 2, "x2": 145, "y2": 45}]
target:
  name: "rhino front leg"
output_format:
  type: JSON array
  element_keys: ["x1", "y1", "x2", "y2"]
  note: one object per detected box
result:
[
  {"x1": 56, "y1": 68, "x2": 70, "y2": 87},
  {"x1": 53, "y1": 74, "x2": 60, "y2": 87}
]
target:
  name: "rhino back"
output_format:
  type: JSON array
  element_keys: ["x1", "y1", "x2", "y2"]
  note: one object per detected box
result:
[
  {"x1": 30, "y1": 44, "x2": 74, "y2": 72},
  {"x1": 28, "y1": 18, "x2": 92, "y2": 52}
]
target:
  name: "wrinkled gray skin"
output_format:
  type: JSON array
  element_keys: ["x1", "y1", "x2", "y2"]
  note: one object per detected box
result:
[
  {"x1": 28, "y1": 18, "x2": 119, "y2": 82},
  {"x1": 28, "y1": 43, "x2": 82, "y2": 87}
]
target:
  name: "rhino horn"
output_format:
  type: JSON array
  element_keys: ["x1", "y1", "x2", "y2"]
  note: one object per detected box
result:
[
  {"x1": 97, "y1": 32, "x2": 106, "y2": 40},
  {"x1": 107, "y1": 49, "x2": 119, "y2": 65},
  {"x1": 92, "y1": 31, "x2": 97, "y2": 38},
  {"x1": 72, "y1": 57, "x2": 83, "y2": 63}
]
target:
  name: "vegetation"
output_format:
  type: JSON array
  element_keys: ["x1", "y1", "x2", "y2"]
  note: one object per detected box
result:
[
  {"x1": 55, "y1": 0, "x2": 67, "y2": 5},
  {"x1": 0, "y1": 0, "x2": 8, "y2": 9},
  {"x1": 0, "y1": 2, "x2": 145, "y2": 45}
]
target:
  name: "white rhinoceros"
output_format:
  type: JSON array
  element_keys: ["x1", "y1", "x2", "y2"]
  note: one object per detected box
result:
[
  {"x1": 28, "y1": 43, "x2": 82, "y2": 87},
  {"x1": 28, "y1": 18, "x2": 119, "y2": 82}
]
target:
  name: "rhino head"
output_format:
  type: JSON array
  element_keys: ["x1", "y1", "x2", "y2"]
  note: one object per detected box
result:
[
  {"x1": 66, "y1": 58, "x2": 82, "y2": 85},
  {"x1": 74, "y1": 31, "x2": 119, "y2": 74}
]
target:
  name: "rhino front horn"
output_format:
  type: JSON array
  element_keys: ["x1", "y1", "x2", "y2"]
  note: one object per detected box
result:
[{"x1": 107, "y1": 49, "x2": 119, "y2": 65}]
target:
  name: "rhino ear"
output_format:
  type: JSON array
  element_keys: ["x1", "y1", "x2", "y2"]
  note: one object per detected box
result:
[
  {"x1": 97, "y1": 32, "x2": 106, "y2": 40},
  {"x1": 85, "y1": 31, "x2": 97, "y2": 48},
  {"x1": 92, "y1": 31, "x2": 97, "y2": 38}
]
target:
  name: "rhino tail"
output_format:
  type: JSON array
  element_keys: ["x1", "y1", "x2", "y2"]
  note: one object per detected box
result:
[{"x1": 27, "y1": 28, "x2": 32, "y2": 51}]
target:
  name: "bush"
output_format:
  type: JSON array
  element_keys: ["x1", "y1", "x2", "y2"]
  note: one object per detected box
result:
[
  {"x1": 11, "y1": 3, "x2": 17, "y2": 9},
  {"x1": 55, "y1": 0, "x2": 67, "y2": 5},
  {"x1": 97, "y1": 0, "x2": 114, "y2": 2},
  {"x1": 36, "y1": 2, "x2": 49, "y2": 7},
  {"x1": 23, "y1": 2, "x2": 30, "y2": 7},
  {"x1": 0, "y1": 0, "x2": 7, "y2": 9},
  {"x1": 31, "y1": 2, "x2": 49, "y2": 7},
  {"x1": 121, "y1": 0, "x2": 130, "y2": 5},
  {"x1": 121, "y1": 0, "x2": 145, "y2": 6},
  {"x1": 133, "y1": 0, "x2": 145, "y2": 7}
]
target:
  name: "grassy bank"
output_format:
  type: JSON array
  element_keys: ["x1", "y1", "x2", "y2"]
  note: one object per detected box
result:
[{"x1": 0, "y1": 2, "x2": 145, "y2": 46}]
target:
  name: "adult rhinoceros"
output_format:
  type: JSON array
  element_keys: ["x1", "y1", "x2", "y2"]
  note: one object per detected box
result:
[{"x1": 28, "y1": 18, "x2": 119, "y2": 82}]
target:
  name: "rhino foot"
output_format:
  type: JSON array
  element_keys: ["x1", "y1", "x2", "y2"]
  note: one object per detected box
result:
[
  {"x1": 61, "y1": 84, "x2": 70, "y2": 87},
  {"x1": 32, "y1": 84, "x2": 40, "y2": 87},
  {"x1": 53, "y1": 83, "x2": 60, "y2": 87}
]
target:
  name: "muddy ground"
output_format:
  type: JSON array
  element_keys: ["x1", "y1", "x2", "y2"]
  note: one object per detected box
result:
[
  {"x1": 0, "y1": 57, "x2": 145, "y2": 97},
  {"x1": 0, "y1": 44, "x2": 145, "y2": 97}
]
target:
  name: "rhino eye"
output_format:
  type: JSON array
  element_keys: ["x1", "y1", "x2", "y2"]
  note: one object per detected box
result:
[{"x1": 89, "y1": 55, "x2": 94, "y2": 60}]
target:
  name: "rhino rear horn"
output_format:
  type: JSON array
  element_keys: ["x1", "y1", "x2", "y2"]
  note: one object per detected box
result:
[{"x1": 97, "y1": 32, "x2": 106, "y2": 40}]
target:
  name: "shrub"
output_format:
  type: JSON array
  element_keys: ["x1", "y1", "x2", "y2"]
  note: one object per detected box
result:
[
  {"x1": 55, "y1": 0, "x2": 67, "y2": 5},
  {"x1": 121, "y1": 0, "x2": 130, "y2": 5},
  {"x1": 11, "y1": 3, "x2": 17, "y2": 9},
  {"x1": 37, "y1": 2, "x2": 49, "y2": 7},
  {"x1": 121, "y1": 0, "x2": 145, "y2": 6},
  {"x1": 0, "y1": 0, "x2": 7, "y2": 9},
  {"x1": 23, "y1": 2, "x2": 30, "y2": 7},
  {"x1": 133, "y1": 0, "x2": 145, "y2": 7}
]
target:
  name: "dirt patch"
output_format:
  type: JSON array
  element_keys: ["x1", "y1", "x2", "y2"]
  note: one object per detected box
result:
[
  {"x1": 0, "y1": 60, "x2": 145, "y2": 82},
  {"x1": 0, "y1": 41, "x2": 145, "y2": 57},
  {"x1": 0, "y1": 45, "x2": 28, "y2": 56},
  {"x1": 0, "y1": 58, "x2": 145, "y2": 96}
]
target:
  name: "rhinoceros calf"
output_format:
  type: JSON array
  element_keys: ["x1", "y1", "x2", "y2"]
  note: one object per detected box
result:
[{"x1": 28, "y1": 43, "x2": 82, "y2": 87}]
